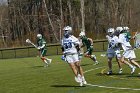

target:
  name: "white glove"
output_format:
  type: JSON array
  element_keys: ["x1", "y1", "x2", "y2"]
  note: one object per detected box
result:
[
  {"x1": 106, "y1": 35, "x2": 109, "y2": 39},
  {"x1": 37, "y1": 47, "x2": 41, "y2": 50}
]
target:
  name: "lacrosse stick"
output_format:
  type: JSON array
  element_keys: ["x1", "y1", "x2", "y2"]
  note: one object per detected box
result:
[{"x1": 26, "y1": 39, "x2": 38, "y2": 49}]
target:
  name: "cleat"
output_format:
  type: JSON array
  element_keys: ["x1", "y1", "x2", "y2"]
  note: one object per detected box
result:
[
  {"x1": 93, "y1": 62, "x2": 99, "y2": 65},
  {"x1": 75, "y1": 76, "x2": 80, "y2": 83},
  {"x1": 131, "y1": 66, "x2": 136, "y2": 74},
  {"x1": 107, "y1": 71, "x2": 112, "y2": 75},
  {"x1": 75, "y1": 74, "x2": 82, "y2": 83},
  {"x1": 80, "y1": 82, "x2": 83, "y2": 86},
  {"x1": 47, "y1": 59, "x2": 52, "y2": 64},
  {"x1": 118, "y1": 69, "x2": 123, "y2": 74},
  {"x1": 44, "y1": 65, "x2": 48, "y2": 68},
  {"x1": 83, "y1": 81, "x2": 87, "y2": 85},
  {"x1": 95, "y1": 62, "x2": 99, "y2": 65}
]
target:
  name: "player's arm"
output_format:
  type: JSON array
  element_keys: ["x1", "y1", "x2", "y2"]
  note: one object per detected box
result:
[
  {"x1": 81, "y1": 42, "x2": 85, "y2": 48},
  {"x1": 38, "y1": 40, "x2": 46, "y2": 49},
  {"x1": 88, "y1": 38, "x2": 93, "y2": 46},
  {"x1": 61, "y1": 46, "x2": 64, "y2": 52}
]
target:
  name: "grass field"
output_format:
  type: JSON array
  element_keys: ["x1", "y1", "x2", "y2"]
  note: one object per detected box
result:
[{"x1": 0, "y1": 51, "x2": 140, "y2": 93}]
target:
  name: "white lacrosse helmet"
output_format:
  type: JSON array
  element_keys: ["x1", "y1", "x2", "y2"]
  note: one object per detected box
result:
[
  {"x1": 63, "y1": 26, "x2": 72, "y2": 31},
  {"x1": 123, "y1": 26, "x2": 129, "y2": 30},
  {"x1": 116, "y1": 27, "x2": 123, "y2": 32},
  {"x1": 63, "y1": 26, "x2": 72, "y2": 38},
  {"x1": 79, "y1": 32, "x2": 85, "y2": 37},
  {"x1": 107, "y1": 28, "x2": 115, "y2": 34},
  {"x1": 37, "y1": 34, "x2": 42, "y2": 39}
]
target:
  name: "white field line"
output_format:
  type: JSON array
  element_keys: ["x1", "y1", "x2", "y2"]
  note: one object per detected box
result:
[{"x1": 84, "y1": 66, "x2": 140, "y2": 91}]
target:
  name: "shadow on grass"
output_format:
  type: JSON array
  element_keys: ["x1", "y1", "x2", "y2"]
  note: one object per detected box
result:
[
  {"x1": 51, "y1": 85, "x2": 86, "y2": 88},
  {"x1": 126, "y1": 75, "x2": 140, "y2": 78},
  {"x1": 96, "y1": 73, "x2": 130, "y2": 76},
  {"x1": 81, "y1": 63, "x2": 92, "y2": 66},
  {"x1": 33, "y1": 65, "x2": 44, "y2": 68}
]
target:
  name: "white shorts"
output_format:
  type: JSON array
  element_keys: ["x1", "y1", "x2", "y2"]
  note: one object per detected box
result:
[
  {"x1": 107, "y1": 49, "x2": 121, "y2": 58},
  {"x1": 65, "y1": 54, "x2": 79, "y2": 63},
  {"x1": 123, "y1": 50, "x2": 136, "y2": 59}
]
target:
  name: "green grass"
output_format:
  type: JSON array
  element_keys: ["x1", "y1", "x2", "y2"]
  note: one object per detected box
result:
[{"x1": 0, "y1": 51, "x2": 140, "y2": 93}]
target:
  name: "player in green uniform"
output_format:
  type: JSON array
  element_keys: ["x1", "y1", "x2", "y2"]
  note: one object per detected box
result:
[
  {"x1": 123, "y1": 27, "x2": 131, "y2": 41},
  {"x1": 37, "y1": 34, "x2": 52, "y2": 67},
  {"x1": 79, "y1": 32, "x2": 99, "y2": 65}
]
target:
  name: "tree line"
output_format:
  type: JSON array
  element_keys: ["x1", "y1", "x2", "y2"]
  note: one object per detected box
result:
[{"x1": 0, "y1": 0, "x2": 140, "y2": 48}]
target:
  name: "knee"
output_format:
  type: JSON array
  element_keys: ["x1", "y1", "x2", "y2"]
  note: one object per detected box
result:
[
  {"x1": 91, "y1": 55, "x2": 96, "y2": 59},
  {"x1": 41, "y1": 57, "x2": 45, "y2": 60}
]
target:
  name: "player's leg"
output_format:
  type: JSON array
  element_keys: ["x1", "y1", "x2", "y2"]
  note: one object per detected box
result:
[
  {"x1": 42, "y1": 49, "x2": 52, "y2": 64},
  {"x1": 85, "y1": 48, "x2": 99, "y2": 64},
  {"x1": 74, "y1": 54, "x2": 87, "y2": 86},
  {"x1": 115, "y1": 51, "x2": 123, "y2": 74},
  {"x1": 69, "y1": 63, "x2": 78, "y2": 76},
  {"x1": 128, "y1": 50, "x2": 140, "y2": 68},
  {"x1": 130, "y1": 59, "x2": 140, "y2": 68},
  {"x1": 90, "y1": 54, "x2": 99, "y2": 65},
  {"x1": 66, "y1": 55, "x2": 82, "y2": 85},
  {"x1": 116, "y1": 57, "x2": 123, "y2": 74},
  {"x1": 75, "y1": 61, "x2": 87, "y2": 85},
  {"x1": 107, "y1": 58, "x2": 113, "y2": 75},
  {"x1": 121, "y1": 56, "x2": 136, "y2": 74},
  {"x1": 38, "y1": 50, "x2": 48, "y2": 67},
  {"x1": 107, "y1": 52, "x2": 114, "y2": 75},
  {"x1": 122, "y1": 50, "x2": 137, "y2": 74}
]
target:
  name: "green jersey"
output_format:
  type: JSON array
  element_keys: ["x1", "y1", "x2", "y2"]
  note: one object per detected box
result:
[
  {"x1": 82, "y1": 36, "x2": 92, "y2": 49},
  {"x1": 37, "y1": 38, "x2": 47, "y2": 56},
  {"x1": 37, "y1": 38, "x2": 47, "y2": 48},
  {"x1": 124, "y1": 32, "x2": 131, "y2": 41},
  {"x1": 81, "y1": 36, "x2": 93, "y2": 55}
]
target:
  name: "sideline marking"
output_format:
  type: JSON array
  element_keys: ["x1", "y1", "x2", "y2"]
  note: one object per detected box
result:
[{"x1": 84, "y1": 66, "x2": 140, "y2": 91}]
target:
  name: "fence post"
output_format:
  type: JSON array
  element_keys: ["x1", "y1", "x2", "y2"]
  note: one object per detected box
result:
[
  {"x1": 28, "y1": 47, "x2": 29, "y2": 57},
  {"x1": 103, "y1": 42, "x2": 105, "y2": 51},
  {"x1": 14, "y1": 48, "x2": 16, "y2": 58},
  {"x1": 1, "y1": 50, "x2": 3, "y2": 59}
]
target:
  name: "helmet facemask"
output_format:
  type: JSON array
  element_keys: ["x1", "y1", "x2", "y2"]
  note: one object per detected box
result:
[
  {"x1": 107, "y1": 28, "x2": 115, "y2": 36},
  {"x1": 63, "y1": 26, "x2": 72, "y2": 38}
]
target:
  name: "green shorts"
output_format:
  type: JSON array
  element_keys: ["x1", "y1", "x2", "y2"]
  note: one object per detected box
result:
[
  {"x1": 40, "y1": 49, "x2": 47, "y2": 56},
  {"x1": 86, "y1": 47, "x2": 93, "y2": 55}
]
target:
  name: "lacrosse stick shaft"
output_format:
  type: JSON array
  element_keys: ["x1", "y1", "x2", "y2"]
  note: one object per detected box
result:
[
  {"x1": 28, "y1": 41, "x2": 38, "y2": 49},
  {"x1": 26, "y1": 39, "x2": 38, "y2": 49}
]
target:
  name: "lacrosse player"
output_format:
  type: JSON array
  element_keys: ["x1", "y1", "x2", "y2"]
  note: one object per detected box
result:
[
  {"x1": 106, "y1": 28, "x2": 122, "y2": 75},
  {"x1": 61, "y1": 26, "x2": 87, "y2": 86},
  {"x1": 123, "y1": 26, "x2": 131, "y2": 41},
  {"x1": 133, "y1": 32, "x2": 140, "y2": 48},
  {"x1": 79, "y1": 32, "x2": 99, "y2": 65},
  {"x1": 116, "y1": 27, "x2": 140, "y2": 74},
  {"x1": 37, "y1": 34, "x2": 52, "y2": 67}
]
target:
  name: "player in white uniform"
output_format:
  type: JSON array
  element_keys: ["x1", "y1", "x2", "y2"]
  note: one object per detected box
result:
[
  {"x1": 116, "y1": 27, "x2": 140, "y2": 74},
  {"x1": 61, "y1": 26, "x2": 87, "y2": 86},
  {"x1": 106, "y1": 28, "x2": 122, "y2": 75}
]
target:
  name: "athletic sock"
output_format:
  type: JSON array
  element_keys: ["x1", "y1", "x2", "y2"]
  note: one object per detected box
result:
[
  {"x1": 44, "y1": 60, "x2": 48, "y2": 64},
  {"x1": 129, "y1": 65, "x2": 134, "y2": 69}
]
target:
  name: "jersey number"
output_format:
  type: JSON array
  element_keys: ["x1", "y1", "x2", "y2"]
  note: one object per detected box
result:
[
  {"x1": 109, "y1": 40, "x2": 115, "y2": 48},
  {"x1": 64, "y1": 42, "x2": 72, "y2": 49}
]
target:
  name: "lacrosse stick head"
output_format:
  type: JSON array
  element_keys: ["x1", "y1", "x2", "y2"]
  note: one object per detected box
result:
[{"x1": 26, "y1": 39, "x2": 31, "y2": 43}]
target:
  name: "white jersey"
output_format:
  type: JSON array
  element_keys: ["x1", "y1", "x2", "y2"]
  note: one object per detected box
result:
[
  {"x1": 61, "y1": 35, "x2": 80, "y2": 55},
  {"x1": 107, "y1": 35, "x2": 120, "y2": 53},
  {"x1": 118, "y1": 33, "x2": 132, "y2": 51},
  {"x1": 118, "y1": 33, "x2": 136, "y2": 59}
]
